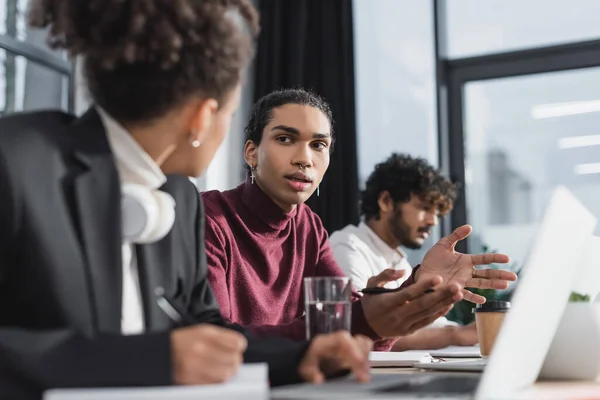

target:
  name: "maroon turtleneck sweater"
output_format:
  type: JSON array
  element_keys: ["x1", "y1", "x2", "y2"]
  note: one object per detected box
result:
[{"x1": 203, "y1": 180, "x2": 413, "y2": 350}]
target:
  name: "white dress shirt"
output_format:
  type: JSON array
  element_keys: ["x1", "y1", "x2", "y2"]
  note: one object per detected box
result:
[
  {"x1": 330, "y1": 222, "x2": 456, "y2": 327},
  {"x1": 98, "y1": 108, "x2": 167, "y2": 335},
  {"x1": 330, "y1": 222, "x2": 412, "y2": 290}
]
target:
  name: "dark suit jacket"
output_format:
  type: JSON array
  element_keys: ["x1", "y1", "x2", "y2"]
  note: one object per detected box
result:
[{"x1": 0, "y1": 109, "x2": 308, "y2": 399}]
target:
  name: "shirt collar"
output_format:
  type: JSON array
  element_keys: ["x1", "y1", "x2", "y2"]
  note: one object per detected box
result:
[
  {"x1": 359, "y1": 221, "x2": 407, "y2": 265},
  {"x1": 240, "y1": 177, "x2": 298, "y2": 230},
  {"x1": 97, "y1": 107, "x2": 166, "y2": 189}
]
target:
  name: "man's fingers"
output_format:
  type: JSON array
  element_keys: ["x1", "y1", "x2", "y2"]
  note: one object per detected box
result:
[
  {"x1": 470, "y1": 253, "x2": 510, "y2": 266},
  {"x1": 462, "y1": 289, "x2": 486, "y2": 304},
  {"x1": 329, "y1": 332, "x2": 370, "y2": 383},
  {"x1": 199, "y1": 326, "x2": 248, "y2": 353},
  {"x1": 472, "y1": 268, "x2": 517, "y2": 281},
  {"x1": 466, "y1": 277, "x2": 511, "y2": 291},
  {"x1": 466, "y1": 268, "x2": 517, "y2": 291},
  {"x1": 297, "y1": 345, "x2": 325, "y2": 384},
  {"x1": 298, "y1": 363, "x2": 326, "y2": 384},
  {"x1": 403, "y1": 284, "x2": 463, "y2": 321},
  {"x1": 436, "y1": 225, "x2": 472, "y2": 249},
  {"x1": 310, "y1": 331, "x2": 372, "y2": 382},
  {"x1": 336, "y1": 334, "x2": 372, "y2": 382},
  {"x1": 198, "y1": 364, "x2": 239, "y2": 384},
  {"x1": 366, "y1": 269, "x2": 406, "y2": 288},
  {"x1": 388, "y1": 276, "x2": 444, "y2": 306}
]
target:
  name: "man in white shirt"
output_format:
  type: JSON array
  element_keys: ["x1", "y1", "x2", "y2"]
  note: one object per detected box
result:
[{"x1": 331, "y1": 153, "x2": 477, "y2": 351}]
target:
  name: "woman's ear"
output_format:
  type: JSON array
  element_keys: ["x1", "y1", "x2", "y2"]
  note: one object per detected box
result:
[
  {"x1": 244, "y1": 139, "x2": 258, "y2": 168},
  {"x1": 189, "y1": 98, "x2": 219, "y2": 146}
]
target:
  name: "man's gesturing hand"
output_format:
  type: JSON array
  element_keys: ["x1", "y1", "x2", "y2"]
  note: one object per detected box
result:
[
  {"x1": 361, "y1": 273, "x2": 463, "y2": 338},
  {"x1": 419, "y1": 225, "x2": 516, "y2": 303}
]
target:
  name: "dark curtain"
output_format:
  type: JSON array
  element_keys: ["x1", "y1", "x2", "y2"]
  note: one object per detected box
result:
[{"x1": 253, "y1": 0, "x2": 360, "y2": 233}]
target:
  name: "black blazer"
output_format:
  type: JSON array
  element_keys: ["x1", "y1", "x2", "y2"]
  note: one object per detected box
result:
[{"x1": 0, "y1": 109, "x2": 307, "y2": 399}]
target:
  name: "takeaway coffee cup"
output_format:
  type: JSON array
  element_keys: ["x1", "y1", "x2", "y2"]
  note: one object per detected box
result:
[{"x1": 473, "y1": 300, "x2": 511, "y2": 357}]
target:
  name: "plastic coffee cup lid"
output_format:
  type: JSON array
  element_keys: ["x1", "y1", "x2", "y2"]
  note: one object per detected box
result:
[{"x1": 472, "y1": 300, "x2": 511, "y2": 313}]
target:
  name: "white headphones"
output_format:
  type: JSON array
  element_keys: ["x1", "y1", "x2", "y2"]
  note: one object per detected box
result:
[{"x1": 121, "y1": 183, "x2": 176, "y2": 244}]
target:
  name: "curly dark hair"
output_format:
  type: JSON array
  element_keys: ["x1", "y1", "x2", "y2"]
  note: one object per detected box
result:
[
  {"x1": 244, "y1": 88, "x2": 335, "y2": 147},
  {"x1": 28, "y1": 0, "x2": 259, "y2": 123},
  {"x1": 361, "y1": 153, "x2": 458, "y2": 221}
]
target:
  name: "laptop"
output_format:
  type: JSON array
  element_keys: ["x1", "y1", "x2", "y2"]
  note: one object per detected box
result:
[
  {"x1": 418, "y1": 236, "x2": 600, "y2": 376},
  {"x1": 271, "y1": 186, "x2": 597, "y2": 400}
]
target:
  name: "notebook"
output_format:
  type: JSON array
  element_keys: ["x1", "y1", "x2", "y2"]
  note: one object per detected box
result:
[
  {"x1": 44, "y1": 364, "x2": 269, "y2": 400},
  {"x1": 369, "y1": 351, "x2": 432, "y2": 367},
  {"x1": 429, "y1": 345, "x2": 481, "y2": 359}
]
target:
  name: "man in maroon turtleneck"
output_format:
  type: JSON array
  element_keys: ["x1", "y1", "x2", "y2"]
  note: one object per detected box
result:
[{"x1": 203, "y1": 89, "x2": 516, "y2": 349}]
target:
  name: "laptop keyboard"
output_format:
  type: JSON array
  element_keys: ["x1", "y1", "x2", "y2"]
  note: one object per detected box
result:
[{"x1": 377, "y1": 376, "x2": 480, "y2": 394}]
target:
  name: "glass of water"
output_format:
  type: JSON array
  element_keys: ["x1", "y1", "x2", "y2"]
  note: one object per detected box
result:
[{"x1": 304, "y1": 277, "x2": 352, "y2": 340}]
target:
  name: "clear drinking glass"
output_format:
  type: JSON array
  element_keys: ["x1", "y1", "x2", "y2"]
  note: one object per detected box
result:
[{"x1": 304, "y1": 277, "x2": 352, "y2": 340}]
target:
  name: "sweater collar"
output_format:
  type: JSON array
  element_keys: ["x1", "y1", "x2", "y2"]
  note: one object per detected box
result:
[{"x1": 240, "y1": 178, "x2": 298, "y2": 229}]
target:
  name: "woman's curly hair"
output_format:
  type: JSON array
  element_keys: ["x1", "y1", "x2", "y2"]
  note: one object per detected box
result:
[
  {"x1": 29, "y1": 0, "x2": 259, "y2": 123},
  {"x1": 361, "y1": 153, "x2": 458, "y2": 220}
]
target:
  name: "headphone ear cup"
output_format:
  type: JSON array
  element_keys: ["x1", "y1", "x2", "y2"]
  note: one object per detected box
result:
[
  {"x1": 121, "y1": 183, "x2": 176, "y2": 244},
  {"x1": 142, "y1": 190, "x2": 176, "y2": 244},
  {"x1": 121, "y1": 183, "x2": 159, "y2": 243}
]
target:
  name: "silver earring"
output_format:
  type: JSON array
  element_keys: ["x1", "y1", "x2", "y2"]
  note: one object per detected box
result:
[
  {"x1": 317, "y1": 186, "x2": 320, "y2": 197},
  {"x1": 251, "y1": 166, "x2": 256, "y2": 184}
]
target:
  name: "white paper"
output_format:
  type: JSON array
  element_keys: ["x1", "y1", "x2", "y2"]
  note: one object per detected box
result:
[
  {"x1": 368, "y1": 351, "x2": 432, "y2": 367},
  {"x1": 429, "y1": 345, "x2": 481, "y2": 358},
  {"x1": 44, "y1": 363, "x2": 269, "y2": 400}
]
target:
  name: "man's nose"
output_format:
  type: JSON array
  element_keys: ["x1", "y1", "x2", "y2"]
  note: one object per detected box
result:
[{"x1": 292, "y1": 144, "x2": 313, "y2": 168}]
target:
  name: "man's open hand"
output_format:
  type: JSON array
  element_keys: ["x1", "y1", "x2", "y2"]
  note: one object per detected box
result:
[{"x1": 419, "y1": 225, "x2": 517, "y2": 303}]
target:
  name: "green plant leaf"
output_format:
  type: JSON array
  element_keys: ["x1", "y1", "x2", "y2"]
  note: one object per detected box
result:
[{"x1": 569, "y1": 291, "x2": 590, "y2": 302}]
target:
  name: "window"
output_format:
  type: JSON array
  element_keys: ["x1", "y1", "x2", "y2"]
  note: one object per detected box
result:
[
  {"x1": 447, "y1": 0, "x2": 600, "y2": 59},
  {"x1": 0, "y1": 0, "x2": 72, "y2": 116},
  {"x1": 354, "y1": 0, "x2": 438, "y2": 187},
  {"x1": 353, "y1": 0, "x2": 439, "y2": 263},
  {"x1": 463, "y1": 67, "x2": 600, "y2": 264},
  {"x1": 0, "y1": 49, "x2": 69, "y2": 114}
]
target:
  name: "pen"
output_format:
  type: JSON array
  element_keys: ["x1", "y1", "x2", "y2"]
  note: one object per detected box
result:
[
  {"x1": 155, "y1": 286, "x2": 197, "y2": 326},
  {"x1": 360, "y1": 287, "x2": 435, "y2": 295}
]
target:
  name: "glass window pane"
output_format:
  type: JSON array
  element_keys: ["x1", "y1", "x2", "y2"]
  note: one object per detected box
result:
[
  {"x1": 1, "y1": 0, "x2": 67, "y2": 58},
  {"x1": 353, "y1": 0, "x2": 439, "y2": 264},
  {"x1": 447, "y1": 0, "x2": 600, "y2": 59},
  {"x1": 354, "y1": 0, "x2": 438, "y2": 182},
  {"x1": 463, "y1": 67, "x2": 600, "y2": 272},
  {"x1": 1, "y1": 0, "x2": 32, "y2": 40},
  {"x1": 0, "y1": 48, "x2": 69, "y2": 115}
]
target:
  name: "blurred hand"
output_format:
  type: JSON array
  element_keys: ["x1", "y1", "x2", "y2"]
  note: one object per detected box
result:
[
  {"x1": 171, "y1": 324, "x2": 247, "y2": 385},
  {"x1": 361, "y1": 270, "x2": 464, "y2": 339},
  {"x1": 298, "y1": 332, "x2": 373, "y2": 384},
  {"x1": 451, "y1": 322, "x2": 478, "y2": 347},
  {"x1": 364, "y1": 269, "x2": 406, "y2": 288},
  {"x1": 419, "y1": 225, "x2": 516, "y2": 304}
]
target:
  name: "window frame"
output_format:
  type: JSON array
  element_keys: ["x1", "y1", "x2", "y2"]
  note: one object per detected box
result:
[
  {"x1": 433, "y1": 0, "x2": 600, "y2": 252},
  {"x1": 0, "y1": 29, "x2": 74, "y2": 112}
]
